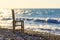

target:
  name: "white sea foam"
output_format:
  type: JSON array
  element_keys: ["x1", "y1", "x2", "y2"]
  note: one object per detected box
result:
[
  {"x1": 16, "y1": 17, "x2": 60, "y2": 22},
  {"x1": 0, "y1": 18, "x2": 60, "y2": 35}
]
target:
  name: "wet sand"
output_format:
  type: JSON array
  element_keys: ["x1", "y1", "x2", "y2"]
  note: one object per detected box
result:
[{"x1": 0, "y1": 28, "x2": 60, "y2": 40}]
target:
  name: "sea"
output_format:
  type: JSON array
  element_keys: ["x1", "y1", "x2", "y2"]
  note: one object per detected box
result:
[{"x1": 0, "y1": 9, "x2": 60, "y2": 35}]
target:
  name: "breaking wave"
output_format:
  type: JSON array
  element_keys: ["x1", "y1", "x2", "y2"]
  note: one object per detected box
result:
[{"x1": 0, "y1": 18, "x2": 60, "y2": 35}]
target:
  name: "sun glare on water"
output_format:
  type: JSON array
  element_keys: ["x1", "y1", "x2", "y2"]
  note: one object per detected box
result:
[{"x1": 0, "y1": 9, "x2": 12, "y2": 18}]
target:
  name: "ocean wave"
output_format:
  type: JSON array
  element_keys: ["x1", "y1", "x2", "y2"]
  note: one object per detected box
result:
[
  {"x1": 0, "y1": 17, "x2": 60, "y2": 25},
  {"x1": 1, "y1": 17, "x2": 60, "y2": 21},
  {"x1": 0, "y1": 17, "x2": 60, "y2": 35},
  {"x1": 19, "y1": 17, "x2": 60, "y2": 24}
]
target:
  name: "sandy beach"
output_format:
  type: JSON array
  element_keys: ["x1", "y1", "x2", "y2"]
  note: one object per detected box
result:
[{"x1": 0, "y1": 28, "x2": 60, "y2": 40}]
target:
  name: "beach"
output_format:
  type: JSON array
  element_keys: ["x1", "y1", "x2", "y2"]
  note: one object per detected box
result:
[{"x1": 0, "y1": 28, "x2": 60, "y2": 40}]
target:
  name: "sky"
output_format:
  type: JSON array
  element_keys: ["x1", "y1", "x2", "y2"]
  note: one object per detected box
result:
[{"x1": 0, "y1": 0, "x2": 60, "y2": 8}]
